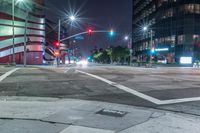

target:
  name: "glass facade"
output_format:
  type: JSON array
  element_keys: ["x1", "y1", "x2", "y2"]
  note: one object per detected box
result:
[
  {"x1": 0, "y1": 0, "x2": 45, "y2": 64},
  {"x1": 133, "y1": 0, "x2": 200, "y2": 63}
]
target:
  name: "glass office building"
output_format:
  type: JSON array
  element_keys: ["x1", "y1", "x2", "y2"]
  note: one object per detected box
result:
[
  {"x1": 133, "y1": 0, "x2": 200, "y2": 63},
  {"x1": 0, "y1": 0, "x2": 45, "y2": 64}
]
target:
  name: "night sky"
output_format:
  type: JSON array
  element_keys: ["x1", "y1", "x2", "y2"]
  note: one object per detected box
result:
[{"x1": 45, "y1": 0, "x2": 132, "y2": 57}]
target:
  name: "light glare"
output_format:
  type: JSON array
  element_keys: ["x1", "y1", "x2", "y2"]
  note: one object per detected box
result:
[
  {"x1": 124, "y1": 36, "x2": 129, "y2": 40},
  {"x1": 143, "y1": 26, "x2": 148, "y2": 31},
  {"x1": 69, "y1": 15, "x2": 76, "y2": 21}
]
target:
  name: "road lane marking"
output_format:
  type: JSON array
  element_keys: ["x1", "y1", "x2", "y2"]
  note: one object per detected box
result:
[
  {"x1": 59, "y1": 125, "x2": 114, "y2": 133},
  {"x1": 77, "y1": 70, "x2": 200, "y2": 105},
  {"x1": 77, "y1": 70, "x2": 163, "y2": 105},
  {"x1": 162, "y1": 97, "x2": 200, "y2": 105},
  {"x1": 64, "y1": 68, "x2": 70, "y2": 73},
  {"x1": 0, "y1": 68, "x2": 20, "y2": 82}
]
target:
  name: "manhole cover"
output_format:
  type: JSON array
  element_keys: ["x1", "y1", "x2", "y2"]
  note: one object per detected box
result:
[{"x1": 96, "y1": 109, "x2": 128, "y2": 117}]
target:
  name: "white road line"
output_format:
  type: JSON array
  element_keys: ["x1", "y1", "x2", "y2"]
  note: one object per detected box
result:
[
  {"x1": 77, "y1": 70, "x2": 163, "y2": 105},
  {"x1": 59, "y1": 125, "x2": 114, "y2": 133},
  {"x1": 64, "y1": 68, "x2": 70, "y2": 73},
  {"x1": 162, "y1": 97, "x2": 200, "y2": 105},
  {"x1": 77, "y1": 70, "x2": 200, "y2": 105},
  {"x1": 0, "y1": 68, "x2": 20, "y2": 82}
]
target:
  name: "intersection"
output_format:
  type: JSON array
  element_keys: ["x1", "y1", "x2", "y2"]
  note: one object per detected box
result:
[
  {"x1": 1, "y1": 64, "x2": 200, "y2": 132},
  {"x1": 1, "y1": 65, "x2": 200, "y2": 114}
]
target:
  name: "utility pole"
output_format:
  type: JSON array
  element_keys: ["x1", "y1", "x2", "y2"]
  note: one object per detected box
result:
[
  {"x1": 150, "y1": 30, "x2": 153, "y2": 65},
  {"x1": 58, "y1": 19, "x2": 61, "y2": 44},
  {"x1": 24, "y1": 10, "x2": 28, "y2": 67},
  {"x1": 56, "y1": 19, "x2": 61, "y2": 66},
  {"x1": 129, "y1": 38, "x2": 133, "y2": 66},
  {"x1": 12, "y1": 0, "x2": 16, "y2": 65}
]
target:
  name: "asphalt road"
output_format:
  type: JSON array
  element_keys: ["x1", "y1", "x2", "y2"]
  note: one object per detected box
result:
[{"x1": 1, "y1": 64, "x2": 200, "y2": 115}]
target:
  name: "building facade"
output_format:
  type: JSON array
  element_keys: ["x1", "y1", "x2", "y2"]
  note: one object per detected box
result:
[
  {"x1": 0, "y1": 0, "x2": 45, "y2": 64},
  {"x1": 133, "y1": 0, "x2": 200, "y2": 63}
]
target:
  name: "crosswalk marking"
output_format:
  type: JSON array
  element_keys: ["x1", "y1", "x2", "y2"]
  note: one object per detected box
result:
[
  {"x1": 59, "y1": 125, "x2": 114, "y2": 133},
  {"x1": 0, "y1": 68, "x2": 20, "y2": 82},
  {"x1": 77, "y1": 70, "x2": 200, "y2": 105}
]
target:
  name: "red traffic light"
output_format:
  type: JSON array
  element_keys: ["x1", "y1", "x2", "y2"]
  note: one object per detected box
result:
[
  {"x1": 55, "y1": 42, "x2": 60, "y2": 47},
  {"x1": 87, "y1": 28, "x2": 93, "y2": 35},
  {"x1": 53, "y1": 41, "x2": 60, "y2": 48},
  {"x1": 88, "y1": 29, "x2": 92, "y2": 33}
]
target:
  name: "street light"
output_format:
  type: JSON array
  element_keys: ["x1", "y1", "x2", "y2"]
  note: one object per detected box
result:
[
  {"x1": 57, "y1": 15, "x2": 77, "y2": 66},
  {"x1": 124, "y1": 36, "x2": 129, "y2": 41},
  {"x1": 69, "y1": 15, "x2": 76, "y2": 21},
  {"x1": 58, "y1": 15, "x2": 77, "y2": 45},
  {"x1": 143, "y1": 26, "x2": 148, "y2": 32},
  {"x1": 58, "y1": 15, "x2": 77, "y2": 43},
  {"x1": 124, "y1": 35, "x2": 132, "y2": 66},
  {"x1": 13, "y1": 0, "x2": 29, "y2": 67},
  {"x1": 12, "y1": 0, "x2": 16, "y2": 65},
  {"x1": 143, "y1": 26, "x2": 153, "y2": 66}
]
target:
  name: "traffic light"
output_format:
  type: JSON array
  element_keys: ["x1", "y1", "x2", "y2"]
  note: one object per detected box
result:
[
  {"x1": 150, "y1": 47, "x2": 155, "y2": 54},
  {"x1": 109, "y1": 29, "x2": 114, "y2": 36},
  {"x1": 54, "y1": 50, "x2": 60, "y2": 57},
  {"x1": 56, "y1": 42, "x2": 60, "y2": 47},
  {"x1": 87, "y1": 28, "x2": 93, "y2": 36},
  {"x1": 151, "y1": 56, "x2": 155, "y2": 61},
  {"x1": 54, "y1": 41, "x2": 60, "y2": 49}
]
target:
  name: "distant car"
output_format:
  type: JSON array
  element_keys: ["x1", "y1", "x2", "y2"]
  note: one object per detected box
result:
[
  {"x1": 76, "y1": 60, "x2": 88, "y2": 66},
  {"x1": 157, "y1": 59, "x2": 167, "y2": 64},
  {"x1": 157, "y1": 56, "x2": 167, "y2": 64}
]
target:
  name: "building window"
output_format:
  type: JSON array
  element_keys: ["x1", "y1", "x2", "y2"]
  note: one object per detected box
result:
[
  {"x1": 179, "y1": 4, "x2": 200, "y2": 14},
  {"x1": 178, "y1": 35, "x2": 185, "y2": 45}
]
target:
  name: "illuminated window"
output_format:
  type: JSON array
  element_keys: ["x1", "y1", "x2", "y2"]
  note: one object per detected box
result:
[
  {"x1": 179, "y1": 4, "x2": 200, "y2": 14},
  {"x1": 178, "y1": 35, "x2": 185, "y2": 45}
]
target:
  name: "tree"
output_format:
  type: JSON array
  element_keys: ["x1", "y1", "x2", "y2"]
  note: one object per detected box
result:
[
  {"x1": 91, "y1": 46, "x2": 130, "y2": 64},
  {"x1": 106, "y1": 47, "x2": 113, "y2": 64},
  {"x1": 93, "y1": 52, "x2": 102, "y2": 63},
  {"x1": 112, "y1": 46, "x2": 130, "y2": 64}
]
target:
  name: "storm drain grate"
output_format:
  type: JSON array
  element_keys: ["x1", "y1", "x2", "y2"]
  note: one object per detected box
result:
[{"x1": 96, "y1": 109, "x2": 128, "y2": 117}]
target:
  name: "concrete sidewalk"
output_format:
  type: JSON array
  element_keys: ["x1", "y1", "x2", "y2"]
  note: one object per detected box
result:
[{"x1": 0, "y1": 97, "x2": 199, "y2": 133}]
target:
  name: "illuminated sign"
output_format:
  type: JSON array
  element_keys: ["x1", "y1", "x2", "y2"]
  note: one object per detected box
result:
[
  {"x1": 155, "y1": 48, "x2": 169, "y2": 52},
  {"x1": 180, "y1": 57, "x2": 192, "y2": 64},
  {"x1": 75, "y1": 35, "x2": 84, "y2": 40}
]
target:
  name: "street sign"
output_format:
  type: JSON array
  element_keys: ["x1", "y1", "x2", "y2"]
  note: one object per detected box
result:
[{"x1": 75, "y1": 35, "x2": 84, "y2": 40}]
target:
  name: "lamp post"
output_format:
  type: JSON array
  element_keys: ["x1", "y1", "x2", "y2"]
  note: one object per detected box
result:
[
  {"x1": 12, "y1": 0, "x2": 16, "y2": 65},
  {"x1": 124, "y1": 35, "x2": 133, "y2": 66},
  {"x1": 57, "y1": 15, "x2": 76, "y2": 66},
  {"x1": 58, "y1": 15, "x2": 76, "y2": 45},
  {"x1": 143, "y1": 26, "x2": 153, "y2": 66},
  {"x1": 13, "y1": 0, "x2": 26, "y2": 66},
  {"x1": 24, "y1": 10, "x2": 28, "y2": 67}
]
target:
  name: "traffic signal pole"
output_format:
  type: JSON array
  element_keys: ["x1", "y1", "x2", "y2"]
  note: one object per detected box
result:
[
  {"x1": 150, "y1": 30, "x2": 153, "y2": 65},
  {"x1": 56, "y1": 19, "x2": 61, "y2": 67},
  {"x1": 60, "y1": 30, "x2": 110, "y2": 42},
  {"x1": 58, "y1": 19, "x2": 61, "y2": 44}
]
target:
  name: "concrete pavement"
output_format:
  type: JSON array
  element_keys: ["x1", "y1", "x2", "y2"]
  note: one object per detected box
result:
[{"x1": 0, "y1": 97, "x2": 200, "y2": 133}]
